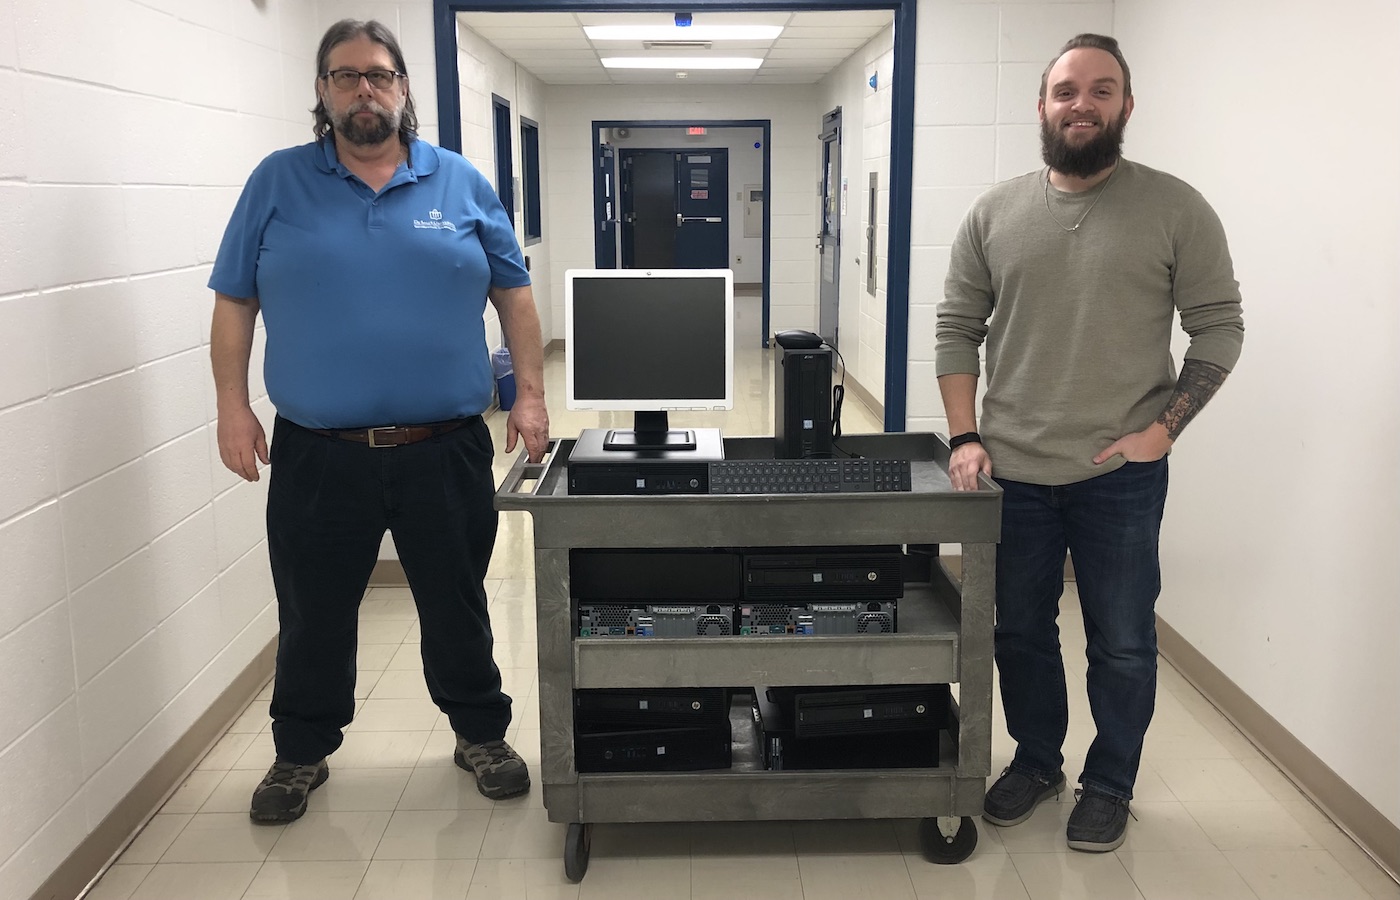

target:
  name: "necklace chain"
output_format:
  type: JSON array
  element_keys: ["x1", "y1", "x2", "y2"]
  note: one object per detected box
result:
[{"x1": 1043, "y1": 164, "x2": 1118, "y2": 233}]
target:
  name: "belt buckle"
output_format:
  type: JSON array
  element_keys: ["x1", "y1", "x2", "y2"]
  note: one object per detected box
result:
[{"x1": 367, "y1": 426, "x2": 400, "y2": 448}]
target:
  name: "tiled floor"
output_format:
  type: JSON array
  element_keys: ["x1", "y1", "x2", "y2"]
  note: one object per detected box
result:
[{"x1": 89, "y1": 296, "x2": 1398, "y2": 899}]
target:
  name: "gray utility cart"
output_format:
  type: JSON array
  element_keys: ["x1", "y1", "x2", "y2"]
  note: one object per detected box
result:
[{"x1": 496, "y1": 432, "x2": 1001, "y2": 882}]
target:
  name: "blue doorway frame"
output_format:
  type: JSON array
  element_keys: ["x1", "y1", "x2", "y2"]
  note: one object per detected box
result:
[{"x1": 432, "y1": 0, "x2": 916, "y2": 432}]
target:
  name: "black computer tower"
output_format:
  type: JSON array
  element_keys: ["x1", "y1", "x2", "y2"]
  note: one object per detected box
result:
[
  {"x1": 775, "y1": 347, "x2": 833, "y2": 459},
  {"x1": 752, "y1": 685, "x2": 944, "y2": 771},
  {"x1": 574, "y1": 688, "x2": 733, "y2": 773}
]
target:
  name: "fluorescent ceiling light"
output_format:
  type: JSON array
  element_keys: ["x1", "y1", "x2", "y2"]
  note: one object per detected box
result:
[
  {"x1": 602, "y1": 57, "x2": 764, "y2": 70},
  {"x1": 586, "y1": 25, "x2": 783, "y2": 42}
]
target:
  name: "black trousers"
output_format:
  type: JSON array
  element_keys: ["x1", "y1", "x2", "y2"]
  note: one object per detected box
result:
[{"x1": 265, "y1": 415, "x2": 510, "y2": 764}]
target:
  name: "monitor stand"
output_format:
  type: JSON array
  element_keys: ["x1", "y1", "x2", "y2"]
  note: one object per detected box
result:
[{"x1": 603, "y1": 411, "x2": 697, "y2": 451}]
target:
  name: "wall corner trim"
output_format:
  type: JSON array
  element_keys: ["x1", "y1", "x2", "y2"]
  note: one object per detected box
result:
[
  {"x1": 31, "y1": 640, "x2": 278, "y2": 900},
  {"x1": 1157, "y1": 615, "x2": 1399, "y2": 882}
]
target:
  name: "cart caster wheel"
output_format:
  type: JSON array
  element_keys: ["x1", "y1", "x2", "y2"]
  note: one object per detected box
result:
[
  {"x1": 564, "y1": 822, "x2": 591, "y2": 882},
  {"x1": 919, "y1": 815, "x2": 977, "y2": 864}
]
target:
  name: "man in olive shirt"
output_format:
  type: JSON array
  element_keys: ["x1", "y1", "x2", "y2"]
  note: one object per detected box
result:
[{"x1": 936, "y1": 34, "x2": 1244, "y2": 851}]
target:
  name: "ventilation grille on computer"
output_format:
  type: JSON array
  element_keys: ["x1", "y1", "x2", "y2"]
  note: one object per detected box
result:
[
  {"x1": 856, "y1": 612, "x2": 894, "y2": 633},
  {"x1": 748, "y1": 605, "x2": 794, "y2": 627},
  {"x1": 696, "y1": 614, "x2": 732, "y2": 636},
  {"x1": 586, "y1": 607, "x2": 635, "y2": 628}
]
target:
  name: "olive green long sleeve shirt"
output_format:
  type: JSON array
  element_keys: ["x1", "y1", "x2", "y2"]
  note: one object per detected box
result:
[{"x1": 936, "y1": 159, "x2": 1244, "y2": 485}]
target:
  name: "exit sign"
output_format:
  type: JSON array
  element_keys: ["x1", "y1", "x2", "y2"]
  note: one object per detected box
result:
[{"x1": 687, "y1": 126, "x2": 707, "y2": 136}]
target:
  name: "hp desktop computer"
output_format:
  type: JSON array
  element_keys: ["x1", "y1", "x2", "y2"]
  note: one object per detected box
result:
[{"x1": 774, "y1": 347, "x2": 833, "y2": 459}]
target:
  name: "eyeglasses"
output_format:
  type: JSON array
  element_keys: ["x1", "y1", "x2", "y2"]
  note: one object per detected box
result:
[{"x1": 322, "y1": 68, "x2": 404, "y2": 90}]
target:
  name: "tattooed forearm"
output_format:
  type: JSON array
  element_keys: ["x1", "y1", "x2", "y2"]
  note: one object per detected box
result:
[{"x1": 1156, "y1": 359, "x2": 1229, "y2": 441}]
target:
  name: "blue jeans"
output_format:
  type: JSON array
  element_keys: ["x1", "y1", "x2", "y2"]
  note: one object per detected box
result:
[
  {"x1": 994, "y1": 458, "x2": 1168, "y2": 801},
  {"x1": 265, "y1": 415, "x2": 511, "y2": 764}
]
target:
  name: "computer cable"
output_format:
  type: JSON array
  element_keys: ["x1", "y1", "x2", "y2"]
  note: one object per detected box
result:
[{"x1": 825, "y1": 341, "x2": 858, "y2": 458}]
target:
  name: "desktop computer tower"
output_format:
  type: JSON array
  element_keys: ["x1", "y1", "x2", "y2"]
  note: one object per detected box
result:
[
  {"x1": 574, "y1": 688, "x2": 733, "y2": 773},
  {"x1": 775, "y1": 347, "x2": 833, "y2": 459},
  {"x1": 752, "y1": 685, "x2": 945, "y2": 771}
]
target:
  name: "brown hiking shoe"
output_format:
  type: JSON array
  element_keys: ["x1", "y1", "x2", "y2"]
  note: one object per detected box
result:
[
  {"x1": 249, "y1": 759, "x2": 328, "y2": 824},
  {"x1": 453, "y1": 737, "x2": 531, "y2": 799}
]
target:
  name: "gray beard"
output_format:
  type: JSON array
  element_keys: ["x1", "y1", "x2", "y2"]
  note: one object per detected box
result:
[{"x1": 333, "y1": 102, "x2": 401, "y2": 146}]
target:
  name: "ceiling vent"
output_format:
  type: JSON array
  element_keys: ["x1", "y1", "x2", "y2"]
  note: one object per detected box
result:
[{"x1": 642, "y1": 41, "x2": 713, "y2": 50}]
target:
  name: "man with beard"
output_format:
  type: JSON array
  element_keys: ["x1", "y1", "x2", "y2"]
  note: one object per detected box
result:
[
  {"x1": 209, "y1": 19, "x2": 549, "y2": 823},
  {"x1": 935, "y1": 34, "x2": 1244, "y2": 851}
]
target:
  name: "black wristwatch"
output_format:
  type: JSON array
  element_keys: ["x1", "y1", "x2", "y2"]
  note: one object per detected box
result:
[{"x1": 949, "y1": 431, "x2": 982, "y2": 450}]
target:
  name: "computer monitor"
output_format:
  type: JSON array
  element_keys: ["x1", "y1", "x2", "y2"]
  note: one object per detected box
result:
[{"x1": 565, "y1": 268, "x2": 734, "y2": 451}]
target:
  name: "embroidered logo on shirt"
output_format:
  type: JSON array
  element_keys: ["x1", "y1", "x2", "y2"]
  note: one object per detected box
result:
[{"x1": 413, "y1": 208, "x2": 457, "y2": 231}]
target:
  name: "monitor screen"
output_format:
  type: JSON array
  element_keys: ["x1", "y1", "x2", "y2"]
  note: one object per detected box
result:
[{"x1": 565, "y1": 268, "x2": 734, "y2": 413}]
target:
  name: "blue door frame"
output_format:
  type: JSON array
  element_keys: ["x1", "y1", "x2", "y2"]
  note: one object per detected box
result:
[{"x1": 432, "y1": 0, "x2": 916, "y2": 432}]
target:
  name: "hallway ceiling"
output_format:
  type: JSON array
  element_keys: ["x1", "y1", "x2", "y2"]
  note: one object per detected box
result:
[{"x1": 457, "y1": 10, "x2": 894, "y2": 85}]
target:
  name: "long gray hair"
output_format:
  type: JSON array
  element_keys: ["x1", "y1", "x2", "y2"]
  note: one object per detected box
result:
[{"x1": 312, "y1": 19, "x2": 419, "y2": 145}]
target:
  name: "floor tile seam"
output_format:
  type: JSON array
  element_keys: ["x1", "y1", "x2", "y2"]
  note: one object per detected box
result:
[
  {"x1": 1177, "y1": 797, "x2": 1334, "y2": 853},
  {"x1": 128, "y1": 811, "x2": 196, "y2": 867},
  {"x1": 791, "y1": 849, "x2": 920, "y2": 898},
  {"x1": 125, "y1": 859, "x2": 264, "y2": 899},
  {"x1": 238, "y1": 857, "x2": 374, "y2": 900},
  {"x1": 1005, "y1": 847, "x2": 1147, "y2": 899},
  {"x1": 1218, "y1": 846, "x2": 1375, "y2": 895},
  {"x1": 266, "y1": 808, "x2": 400, "y2": 865},
  {"x1": 1176, "y1": 800, "x2": 1338, "y2": 851},
  {"x1": 364, "y1": 802, "x2": 495, "y2": 862},
  {"x1": 1109, "y1": 847, "x2": 1267, "y2": 900},
  {"x1": 103, "y1": 861, "x2": 159, "y2": 900},
  {"x1": 158, "y1": 820, "x2": 281, "y2": 868}
]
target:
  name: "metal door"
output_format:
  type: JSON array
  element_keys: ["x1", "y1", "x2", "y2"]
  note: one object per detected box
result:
[
  {"x1": 594, "y1": 142, "x2": 618, "y2": 268},
  {"x1": 675, "y1": 149, "x2": 728, "y2": 269},
  {"x1": 620, "y1": 150, "x2": 678, "y2": 268},
  {"x1": 818, "y1": 108, "x2": 842, "y2": 346}
]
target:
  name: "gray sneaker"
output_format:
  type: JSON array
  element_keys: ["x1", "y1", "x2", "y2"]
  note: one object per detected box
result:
[
  {"x1": 1066, "y1": 788, "x2": 1131, "y2": 851},
  {"x1": 453, "y1": 737, "x2": 531, "y2": 799},
  {"x1": 982, "y1": 766, "x2": 1065, "y2": 826},
  {"x1": 249, "y1": 759, "x2": 328, "y2": 824}
]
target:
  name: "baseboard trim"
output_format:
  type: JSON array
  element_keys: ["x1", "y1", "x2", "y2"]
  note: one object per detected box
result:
[
  {"x1": 1156, "y1": 616, "x2": 1399, "y2": 881},
  {"x1": 38, "y1": 639, "x2": 278, "y2": 900},
  {"x1": 843, "y1": 375, "x2": 884, "y2": 427},
  {"x1": 369, "y1": 559, "x2": 409, "y2": 586},
  {"x1": 544, "y1": 338, "x2": 564, "y2": 356}
]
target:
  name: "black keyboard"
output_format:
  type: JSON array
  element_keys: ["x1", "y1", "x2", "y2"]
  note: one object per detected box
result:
[{"x1": 709, "y1": 458, "x2": 912, "y2": 494}]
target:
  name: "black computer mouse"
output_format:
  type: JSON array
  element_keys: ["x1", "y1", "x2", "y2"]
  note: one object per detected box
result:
[{"x1": 774, "y1": 330, "x2": 823, "y2": 350}]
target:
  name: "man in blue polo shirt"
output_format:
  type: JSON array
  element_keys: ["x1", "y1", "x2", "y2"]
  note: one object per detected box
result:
[{"x1": 209, "y1": 18, "x2": 549, "y2": 824}]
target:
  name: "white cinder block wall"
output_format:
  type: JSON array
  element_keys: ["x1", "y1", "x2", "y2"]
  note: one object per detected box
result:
[
  {"x1": 457, "y1": 20, "x2": 553, "y2": 352},
  {"x1": 1114, "y1": 0, "x2": 1400, "y2": 830},
  {"x1": 818, "y1": 24, "x2": 895, "y2": 407},
  {"x1": 0, "y1": 1, "x2": 326, "y2": 895},
  {"x1": 904, "y1": 0, "x2": 1114, "y2": 435},
  {"x1": 903, "y1": 0, "x2": 1400, "y2": 835},
  {"x1": 0, "y1": 1, "x2": 444, "y2": 894},
  {"x1": 3, "y1": 2, "x2": 1394, "y2": 894}
]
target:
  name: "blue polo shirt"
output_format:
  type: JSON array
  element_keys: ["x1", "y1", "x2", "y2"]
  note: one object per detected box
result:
[{"x1": 209, "y1": 138, "x2": 530, "y2": 429}]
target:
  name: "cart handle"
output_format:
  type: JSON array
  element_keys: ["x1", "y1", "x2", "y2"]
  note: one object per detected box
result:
[{"x1": 498, "y1": 440, "x2": 558, "y2": 497}]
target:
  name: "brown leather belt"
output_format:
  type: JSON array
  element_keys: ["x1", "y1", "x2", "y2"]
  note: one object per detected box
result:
[{"x1": 308, "y1": 417, "x2": 478, "y2": 448}]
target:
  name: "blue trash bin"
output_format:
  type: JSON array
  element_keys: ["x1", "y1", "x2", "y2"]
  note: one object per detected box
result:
[{"x1": 491, "y1": 346, "x2": 516, "y2": 411}]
